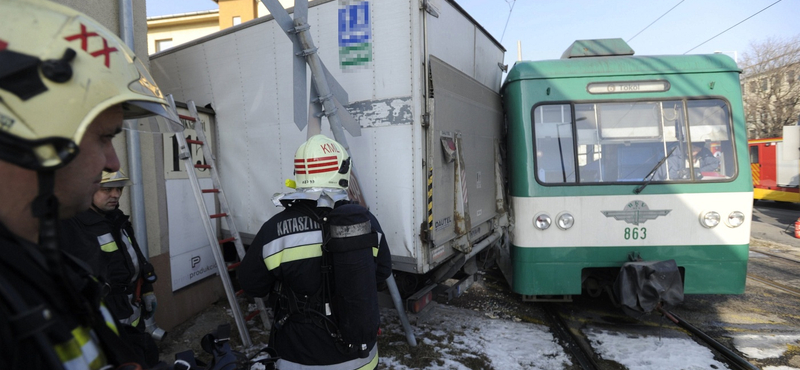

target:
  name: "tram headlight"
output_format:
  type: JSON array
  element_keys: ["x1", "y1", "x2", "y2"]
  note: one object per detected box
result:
[
  {"x1": 726, "y1": 211, "x2": 745, "y2": 228},
  {"x1": 534, "y1": 214, "x2": 552, "y2": 230},
  {"x1": 700, "y1": 211, "x2": 721, "y2": 228},
  {"x1": 556, "y1": 212, "x2": 574, "y2": 230}
]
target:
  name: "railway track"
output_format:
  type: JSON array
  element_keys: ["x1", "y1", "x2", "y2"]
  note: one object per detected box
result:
[
  {"x1": 750, "y1": 247, "x2": 800, "y2": 264},
  {"x1": 658, "y1": 308, "x2": 759, "y2": 370},
  {"x1": 542, "y1": 301, "x2": 763, "y2": 370},
  {"x1": 747, "y1": 274, "x2": 800, "y2": 298},
  {"x1": 748, "y1": 248, "x2": 800, "y2": 298},
  {"x1": 422, "y1": 258, "x2": 800, "y2": 369},
  {"x1": 541, "y1": 303, "x2": 600, "y2": 370}
]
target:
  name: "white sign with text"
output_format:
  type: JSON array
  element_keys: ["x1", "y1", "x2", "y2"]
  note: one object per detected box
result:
[{"x1": 167, "y1": 178, "x2": 220, "y2": 291}]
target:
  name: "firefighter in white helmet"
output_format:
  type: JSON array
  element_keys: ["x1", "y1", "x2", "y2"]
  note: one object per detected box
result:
[
  {"x1": 60, "y1": 170, "x2": 161, "y2": 366},
  {"x1": 239, "y1": 134, "x2": 392, "y2": 370},
  {"x1": 0, "y1": 1, "x2": 181, "y2": 369}
]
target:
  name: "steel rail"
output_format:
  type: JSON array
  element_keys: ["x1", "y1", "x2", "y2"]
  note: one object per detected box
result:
[
  {"x1": 659, "y1": 308, "x2": 760, "y2": 370},
  {"x1": 747, "y1": 274, "x2": 800, "y2": 298},
  {"x1": 750, "y1": 248, "x2": 800, "y2": 265},
  {"x1": 542, "y1": 304, "x2": 599, "y2": 370}
]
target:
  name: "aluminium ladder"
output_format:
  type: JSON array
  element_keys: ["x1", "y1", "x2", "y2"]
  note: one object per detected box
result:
[{"x1": 168, "y1": 97, "x2": 270, "y2": 348}]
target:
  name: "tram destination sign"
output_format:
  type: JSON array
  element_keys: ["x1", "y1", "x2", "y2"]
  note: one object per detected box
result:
[{"x1": 587, "y1": 80, "x2": 670, "y2": 94}]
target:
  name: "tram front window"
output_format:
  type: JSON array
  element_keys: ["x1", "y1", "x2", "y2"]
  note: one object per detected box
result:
[{"x1": 531, "y1": 99, "x2": 735, "y2": 185}]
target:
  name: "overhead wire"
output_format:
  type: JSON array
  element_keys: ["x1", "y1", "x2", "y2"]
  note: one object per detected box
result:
[
  {"x1": 628, "y1": 0, "x2": 684, "y2": 43},
  {"x1": 500, "y1": 0, "x2": 516, "y2": 43},
  {"x1": 683, "y1": 0, "x2": 783, "y2": 54}
]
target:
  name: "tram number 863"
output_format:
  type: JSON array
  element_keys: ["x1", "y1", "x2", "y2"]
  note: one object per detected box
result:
[{"x1": 624, "y1": 227, "x2": 647, "y2": 240}]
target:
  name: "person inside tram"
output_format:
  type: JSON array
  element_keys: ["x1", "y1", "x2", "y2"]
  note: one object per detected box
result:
[
  {"x1": 655, "y1": 141, "x2": 721, "y2": 180},
  {"x1": 691, "y1": 142, "x2": 721, "y2": 176}
]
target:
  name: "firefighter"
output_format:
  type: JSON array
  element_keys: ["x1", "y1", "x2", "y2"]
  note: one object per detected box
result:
[
  {"x1": 60, "y1": 170, "x2": 161, "y2": 366},
  {"x1": 0, "y1": 0, "x2": 182, "y2": 369},
  {"x1": 238, "y1": 135, "x2": 392, "y2": 370}
]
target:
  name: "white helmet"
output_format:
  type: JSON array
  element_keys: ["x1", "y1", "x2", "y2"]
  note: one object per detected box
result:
[
  {"x1": 0, "y1": 0, "x2": 182, "y2": 170},
  {"x1": 100, "y1": 170, "x2": 131, "y2": 187},
  {"x1": 294, "y1": 135, "x2": 350, "y2": 189}
]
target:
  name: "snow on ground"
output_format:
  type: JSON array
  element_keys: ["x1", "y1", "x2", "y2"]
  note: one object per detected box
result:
[
  {"x1": 242, "y1": 300, "x2": 800, "y2": 369},
  {"x1": 730, "y1": 334, "x2": 800, "y2": 360},
  {"x1": 585, "y1": 326, "x2": 730, "y2": 370},
  {"x1": 376, "y1": 303, "x2": 800, "y2": 370},
  {"x1": 380, "y1": 304, "x2": 572, "y2": 369}
]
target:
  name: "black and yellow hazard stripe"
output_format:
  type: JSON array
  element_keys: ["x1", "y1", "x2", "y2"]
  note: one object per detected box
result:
[
  {"x1": 751, "y1": 163, "x2": 760, "y2": 185},
  {"x1": 427, "y1": 167, "x2": 433, "y2": 231}
]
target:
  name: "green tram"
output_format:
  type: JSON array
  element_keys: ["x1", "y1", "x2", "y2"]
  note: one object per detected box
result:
[{"x1": 501, "y1": 39, "x2": 752, "y2": 300}]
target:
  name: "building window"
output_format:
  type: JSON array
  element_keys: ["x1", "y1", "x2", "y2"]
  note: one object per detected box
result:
[
  {"x1": 156, "y1": 39, "x2": 173, "y2": 52},
  {"x1": 232, "y1": 16, "x2": 241, "y2": 26}
]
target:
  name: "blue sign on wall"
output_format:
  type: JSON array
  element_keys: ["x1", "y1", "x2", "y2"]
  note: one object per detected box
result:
[{"x1": 339, "y1": 1, "x2": 371, "y2": 69}]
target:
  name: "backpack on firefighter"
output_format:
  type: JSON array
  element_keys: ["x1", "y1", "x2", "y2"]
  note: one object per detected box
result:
[
  {"x1": 273, "y1": 201, "x2": 380, "y2": 358},
  {"x1": 271, "y1": 135, "x2": 381, "y2": 358}
]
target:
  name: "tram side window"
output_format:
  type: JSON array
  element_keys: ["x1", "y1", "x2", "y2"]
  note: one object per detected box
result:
[
  {"x1": 686, "y1": 100, "x2": 735, "y2": 179},
  {"x1": 533, "y1": 104, "x2": 576, "y2": 183}
]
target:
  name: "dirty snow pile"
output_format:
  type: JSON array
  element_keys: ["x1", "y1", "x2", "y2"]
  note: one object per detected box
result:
[
  {"x1": 380, "y1": 304, "x2": 571, "y2": 370},
  {"x1": 586, "y1": 326, "x2": 728, "y2": 369}
]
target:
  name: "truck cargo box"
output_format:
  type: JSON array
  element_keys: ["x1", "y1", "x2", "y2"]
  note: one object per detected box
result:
[{"x1": 150, "y1": 0, "x2": 506, "y2": 285}]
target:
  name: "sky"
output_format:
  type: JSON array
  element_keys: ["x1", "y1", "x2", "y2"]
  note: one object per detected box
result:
[{"x1": 146, "y1": 0, "x2": 800, "y2": 69}]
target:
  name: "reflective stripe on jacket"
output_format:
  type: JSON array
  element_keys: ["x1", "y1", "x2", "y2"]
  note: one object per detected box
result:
[
  {"x1": 262, "y1": 230, "x2": 323, "y2": 270},
  {"x1": 56, "y1": 326, "x2": 107, "y2": 370}
]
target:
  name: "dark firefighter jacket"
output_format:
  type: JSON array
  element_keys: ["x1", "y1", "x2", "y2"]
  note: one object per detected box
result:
[
  {"x1": 238, "y1": 200, "x2": 392, "y2": 370},
  {"x1": 60, "y1": 208, "x2": 153, "y2": 326},
  {"x1": 0, "y1": 221, "x2": 129, "y2": 370}
]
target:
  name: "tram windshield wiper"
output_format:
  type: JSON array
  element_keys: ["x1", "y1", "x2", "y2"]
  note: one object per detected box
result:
[{"x1": 633, "y1": 146, "x2": 677, "y2": 194}]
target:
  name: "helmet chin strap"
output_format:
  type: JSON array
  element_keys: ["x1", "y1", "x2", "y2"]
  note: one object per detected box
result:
[{"x1": 31, "y1": 170, "x2": 95, "y2": 325}]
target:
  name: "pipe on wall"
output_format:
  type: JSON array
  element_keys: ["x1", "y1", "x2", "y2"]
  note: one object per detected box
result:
[{"x1": 119, "y1": 0, "x2": 149, "y2": 259}]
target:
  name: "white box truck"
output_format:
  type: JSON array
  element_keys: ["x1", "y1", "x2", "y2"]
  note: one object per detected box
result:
[{"x1": 150, "y1": 0, "x2": 508, "y2": 303}]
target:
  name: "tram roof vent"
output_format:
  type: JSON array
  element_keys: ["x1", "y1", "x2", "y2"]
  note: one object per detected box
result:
[{"x1": 561, "y1": 38, "x2": 635, "y2": 59}]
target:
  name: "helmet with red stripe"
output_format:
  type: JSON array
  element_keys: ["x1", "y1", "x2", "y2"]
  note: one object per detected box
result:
[{"x1": 294, "y1": 135, "x2": 350, "y2": 190}]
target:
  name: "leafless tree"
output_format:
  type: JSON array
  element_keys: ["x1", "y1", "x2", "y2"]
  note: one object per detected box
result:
[{"x1": 740, "y1": 35, "x2": 800, "y2": 139}]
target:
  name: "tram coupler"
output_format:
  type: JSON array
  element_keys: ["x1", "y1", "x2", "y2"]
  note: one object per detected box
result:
[{"x1": 613, "y1": 259, "x2": 684, "y2": 317}]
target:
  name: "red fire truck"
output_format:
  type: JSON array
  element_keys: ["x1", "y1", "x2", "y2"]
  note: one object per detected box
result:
[{"x1": 749, "y1": 126, "x2": 800, "y2": 203}]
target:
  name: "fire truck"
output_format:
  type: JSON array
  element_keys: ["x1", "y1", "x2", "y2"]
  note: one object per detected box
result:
[{"x1": 749, "y1": 126, "x2": 800, "y2": 203}]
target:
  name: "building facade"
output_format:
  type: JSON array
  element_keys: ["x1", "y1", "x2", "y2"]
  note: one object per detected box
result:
[{"x1": 147, "y1": 0, "x2": 294, "y2": 55}]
